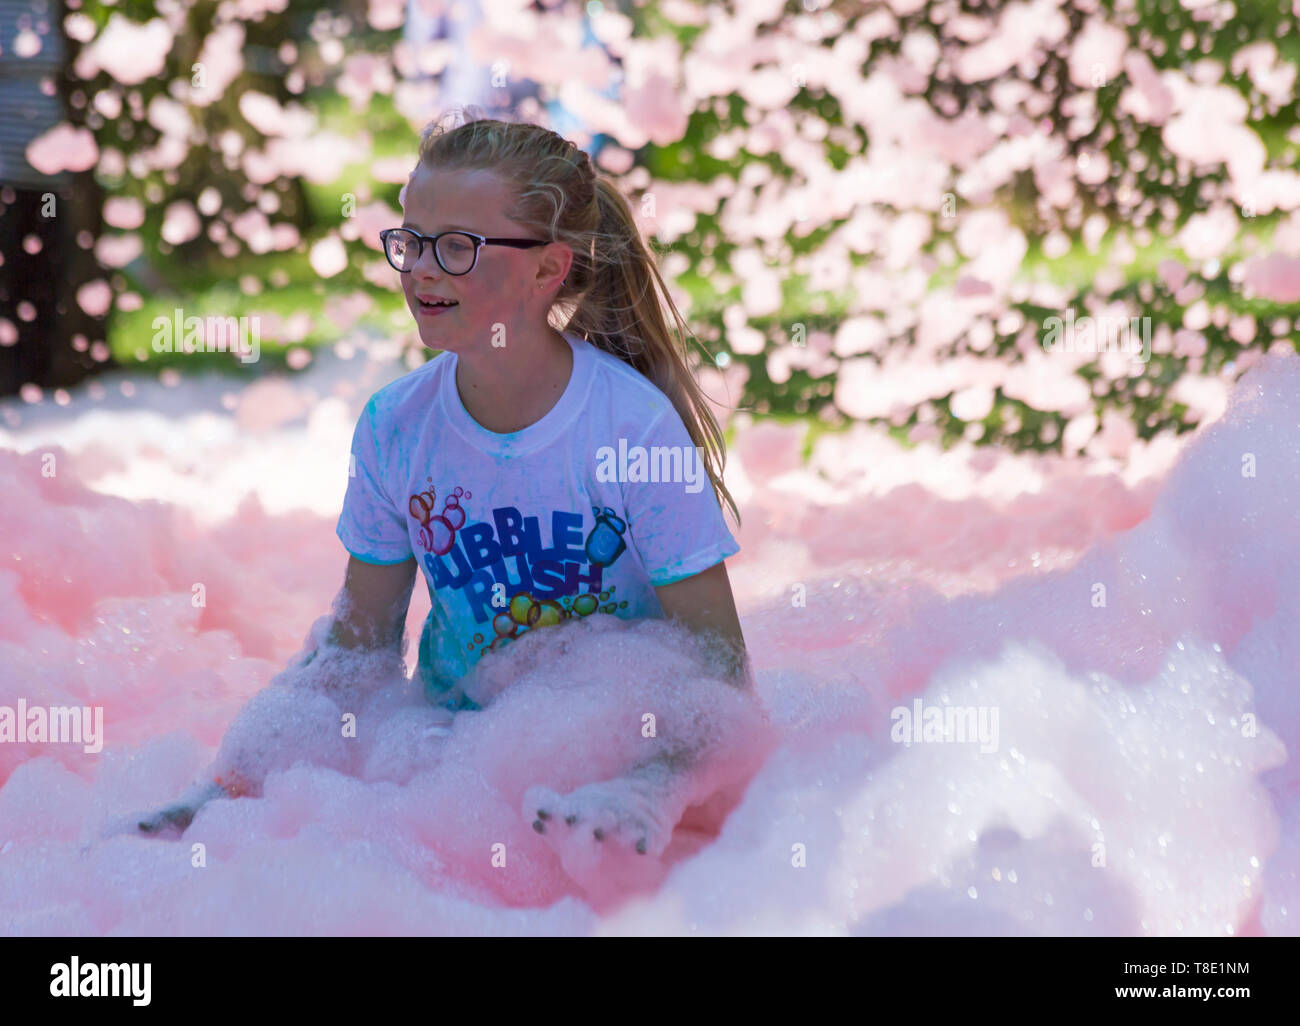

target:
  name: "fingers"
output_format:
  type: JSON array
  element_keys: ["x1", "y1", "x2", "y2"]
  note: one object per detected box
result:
[
  {"x1": 525, "y1": 785, "x2": 651, "y2": 855},
  {"x1": 136, "y1": 802, "x2": 196, "y2": 837},
  {"x1": 134, "y1": 778, "x2": 234, "y2": 838}
]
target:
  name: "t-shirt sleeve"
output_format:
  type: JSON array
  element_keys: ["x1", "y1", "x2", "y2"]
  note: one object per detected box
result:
[
  {"x1": 336, "y1": 398, "x2": 413, "y2": 565},
  {"x1": 624, "y1": 407, "x2": 740, "y2": 587}
]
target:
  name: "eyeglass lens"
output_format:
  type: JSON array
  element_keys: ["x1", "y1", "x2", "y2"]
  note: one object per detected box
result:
[{"x1": 386, "y1": 230, "x2": 477, "y2": 274}]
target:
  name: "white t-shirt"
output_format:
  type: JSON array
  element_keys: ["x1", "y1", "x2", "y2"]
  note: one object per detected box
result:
[{"x1": 336, "y1": 330, "x2": 740, "y2": 708}]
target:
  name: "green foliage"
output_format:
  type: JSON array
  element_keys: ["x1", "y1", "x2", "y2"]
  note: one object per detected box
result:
[{"x1": 89, "y1": 0, "x2": 1300, "y2": 458}]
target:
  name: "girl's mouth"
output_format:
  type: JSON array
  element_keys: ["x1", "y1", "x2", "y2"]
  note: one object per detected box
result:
[{"x1": 417, "y1": 297, "x2": 459, "y2": 317}]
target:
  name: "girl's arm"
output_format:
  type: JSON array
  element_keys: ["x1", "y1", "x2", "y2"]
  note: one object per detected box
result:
[
  {"x1": 136, "y1": 555, "x2": 417, "y2": 836},
  {"x1": 654, "y1": 561, "x2": 752, "y2": 688},
  {"x1": 605, "y1": 561, "x2": 749, "y2": 787},
  {"x1": 324, "y1": 555, "x2": 418, "y2": 651}
]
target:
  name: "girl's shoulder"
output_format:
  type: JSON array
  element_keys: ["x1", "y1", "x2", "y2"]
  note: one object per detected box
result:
[
  {"x1": 363, "y1": 350, "x2": 451, "y2": 422},
  {"x1": 578, "y1": 338, "x2": 676, "y2": 422},
  {"x1": 353, "y1": 352, "x2": 451, "y2": 458}
]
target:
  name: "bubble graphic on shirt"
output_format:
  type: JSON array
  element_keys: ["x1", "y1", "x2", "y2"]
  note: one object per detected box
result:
[
  {"x1": 492, "y1": 612, "x2": 517, "y2": 637},
  {"x1": 475, "y1": 585, "x2": 614, "y2": 662},
  {"x1": 508, "y1": 593, "x2": 537, "y2": 626},
  {"x1": 409, "y1": 481, "x2": 437, "y2": 525},
  {"x1": 442, "y1": 487, "x2": 472, "y2": 531},
  {"x1": 530, "y1": 599, "x2": 563, "y2": 628},
  {"x1": 409, "y1": 479, "x2": 471, "y2": 555},
  {"x1": 584, "y1": 506, "x2": 627, "y2": 567}
]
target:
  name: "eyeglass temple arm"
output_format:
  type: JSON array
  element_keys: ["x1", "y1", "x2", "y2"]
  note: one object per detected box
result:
[{"x1": 482, "y1": 238, "x2": 547, "y2": 248}]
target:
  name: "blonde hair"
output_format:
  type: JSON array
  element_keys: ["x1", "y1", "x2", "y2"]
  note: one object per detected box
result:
[{"x1": 414, "y1": 108, "x2": 740, "y2": 526}]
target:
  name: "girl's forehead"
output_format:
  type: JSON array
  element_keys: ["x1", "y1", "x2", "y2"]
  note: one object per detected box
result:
[
  {"x1": 401, "y1": 166, "x2": 517, "y2": 227},
  {"x1": 406, "y1": 165, "x2": 508, "y2": 203}
]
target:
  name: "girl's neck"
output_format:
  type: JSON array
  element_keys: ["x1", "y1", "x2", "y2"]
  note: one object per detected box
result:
[{"x1": 453, "y1": 325, "x2": 573, "y2": 434}]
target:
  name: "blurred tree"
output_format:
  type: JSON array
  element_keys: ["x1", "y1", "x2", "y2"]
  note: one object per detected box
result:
[{"x1": 0, "y1": 0, "x2": 108, "y2": 396}]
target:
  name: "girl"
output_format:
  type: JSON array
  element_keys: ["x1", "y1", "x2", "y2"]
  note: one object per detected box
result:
[{"x1": 137, "y1": 111, "x2": 749, "y2": 847}]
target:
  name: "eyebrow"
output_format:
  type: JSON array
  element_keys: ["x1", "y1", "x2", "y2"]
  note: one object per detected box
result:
[{"x1": 401, "y1": 222, "x2": 470, "y2": 234}]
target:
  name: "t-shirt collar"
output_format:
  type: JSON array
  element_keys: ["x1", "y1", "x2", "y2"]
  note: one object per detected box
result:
[{"x1": 439, "y1": 330, "x2": 594, "y2": 457}]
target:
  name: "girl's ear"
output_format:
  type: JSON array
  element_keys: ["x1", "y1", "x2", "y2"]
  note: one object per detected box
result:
[{"x1": 535, "y1": 241, "x2": 573, "y2": 290}]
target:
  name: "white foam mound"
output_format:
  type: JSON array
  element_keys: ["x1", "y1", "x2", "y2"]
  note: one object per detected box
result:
[{"x1": 0, "y1": 349, "x2": 1296, "y2": 935}]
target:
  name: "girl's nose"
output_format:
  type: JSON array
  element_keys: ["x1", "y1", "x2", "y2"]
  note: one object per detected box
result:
[{"x1": 411, "y1": 242, "x2": 443, "y2": 278}]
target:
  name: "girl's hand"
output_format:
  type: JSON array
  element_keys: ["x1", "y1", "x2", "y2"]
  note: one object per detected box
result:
[{"x1": 132, "y1": 780, "x2": 228, "y2": 837}]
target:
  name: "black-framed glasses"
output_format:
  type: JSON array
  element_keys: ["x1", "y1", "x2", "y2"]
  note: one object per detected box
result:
[{"x1": 379, "y1": 227, "x2": 548, "y2": 275}]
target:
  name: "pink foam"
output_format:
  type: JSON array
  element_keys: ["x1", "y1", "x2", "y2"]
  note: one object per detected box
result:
[{"x1": 0, "y1": 350, "x2": 1296, "y2": 935}]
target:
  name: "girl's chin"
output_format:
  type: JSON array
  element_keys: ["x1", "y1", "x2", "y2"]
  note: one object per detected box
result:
[{"x1": 416, "y1": 325, "x2": 469, "y2": 353}]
